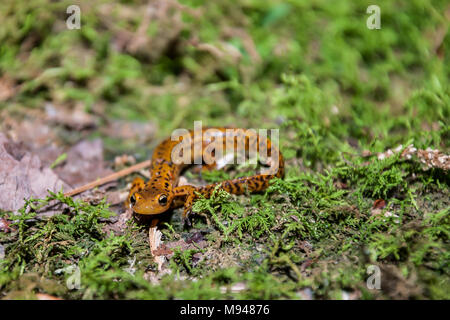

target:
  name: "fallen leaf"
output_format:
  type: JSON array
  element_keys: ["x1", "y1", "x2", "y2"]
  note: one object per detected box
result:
[
  {"x1": 53, "y1": 139, "x2": 113, "y2": 188},
  {"x1": 186, "y1": 231, "x2": 205, "y2": 244},
  {"x1": 2, "y1": 117, "x2": 63, "y2": 167},
  {"x1": 372, "y1": 199, "x2": 386, "y2": 210},
  {"x1": 152, "y1": 245, "x2": 174, "y2": 257},
  {"x1": 102, "y1": 208, "x2": 133, "y2": 236},
  {"x1": 0, "y1": 133, "x2": 70, "y2": 212}
]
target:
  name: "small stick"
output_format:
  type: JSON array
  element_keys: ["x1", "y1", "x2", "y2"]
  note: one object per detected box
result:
[{"x1": 63, "y1": 160, "x2": 151, "y2": 197}]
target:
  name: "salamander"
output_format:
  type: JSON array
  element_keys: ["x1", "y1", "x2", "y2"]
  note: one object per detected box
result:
[{"x1": 126, "y1": 128, "x2": 284, "y2": 226}]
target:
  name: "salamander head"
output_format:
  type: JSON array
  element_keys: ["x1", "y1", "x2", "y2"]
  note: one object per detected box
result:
[{"x1": 128, "y1": 189, "x2": 172, "y2": 215}]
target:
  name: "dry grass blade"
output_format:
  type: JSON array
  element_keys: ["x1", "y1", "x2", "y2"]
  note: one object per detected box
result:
[{"x1": 63, "y1": 160, "x2": 151, "y2": 197}]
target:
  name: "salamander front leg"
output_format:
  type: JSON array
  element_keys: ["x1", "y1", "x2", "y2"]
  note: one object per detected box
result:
[
  {"x1": 182, "y1": 192, "x2": 198, "y2": 227},
  {"x1": 173, "y1": 185, "x2": 198, "y2": 227}
]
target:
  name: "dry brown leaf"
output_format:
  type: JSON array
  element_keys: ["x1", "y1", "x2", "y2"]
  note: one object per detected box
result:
[
  {"x1": 53, "y1": 139, "x2": 113, "y2": 188},
  {"x1": 371, "y1": 199, "x2": 387, "y2": 217},
  {"x1": 2, "y1": 116, "x2": 63, "y2": 167},
  {"x1": 372, "y1": 199, "x2": 386, "y2": 210},
  {"x1": 0, "y1": 132, "x2": 70, "y2": 212}
]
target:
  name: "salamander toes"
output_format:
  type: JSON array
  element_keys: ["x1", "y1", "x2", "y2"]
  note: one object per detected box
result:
[
  {"x1": 182, "y1": 208, "x2": 193, "y2": 227},
  {"x1": 183, "y1": 216, "x2": 192, "y2": 227}
]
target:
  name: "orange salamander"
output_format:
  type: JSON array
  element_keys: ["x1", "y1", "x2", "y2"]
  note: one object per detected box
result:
[{"x1": 126, "y1": 128, "x2": 284, "y2": 226}]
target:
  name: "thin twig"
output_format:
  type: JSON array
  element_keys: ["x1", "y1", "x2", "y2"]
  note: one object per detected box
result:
[{"x1": 63, "y1": 160, "x2": 151, "y2": 197}]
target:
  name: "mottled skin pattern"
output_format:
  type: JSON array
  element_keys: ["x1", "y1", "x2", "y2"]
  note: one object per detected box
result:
[{"x1": 126, "y1": 128, "x2": 285, "y2": 226}]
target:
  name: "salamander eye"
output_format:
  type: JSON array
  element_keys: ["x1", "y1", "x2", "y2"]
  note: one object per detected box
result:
[
  {"x1": 130, "y1": 194, "x2": 136, "y2": 207},
  {"x1": 158, "y1": 194, "x2": 168, "y2": 206}
]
